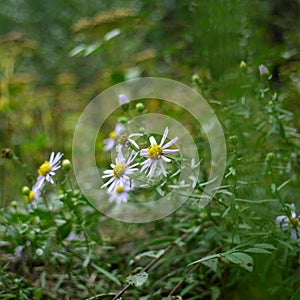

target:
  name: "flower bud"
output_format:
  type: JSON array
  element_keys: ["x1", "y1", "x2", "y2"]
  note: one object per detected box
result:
[
  {"x1": 240, "y1": 60, "x2": 247, "y2": 69},
  {"x1": 118, "y1": 116, "x2": 128, "y2": 124},
  {"x1": 229, "y1": 135, "x2": 238, "y2": 145},
  {"x1": 11, "y1": 201, "x2": 18, "y2": 208},
  {"x1": 135, "y1": 102, "x2": 144, "y2": 112},
  {"x1": 265, "y1": 152, "x2": 275, "y2": 163},
  {"x1": 22, "y1": 186, "x2": 30, "y2": 196},
  {"x1": 62, "y1": 159, "x2": 72, "y2": 171}
]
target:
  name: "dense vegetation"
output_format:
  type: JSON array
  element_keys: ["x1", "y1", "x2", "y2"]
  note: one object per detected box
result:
[{"x1": 1, "y1": 1, "x2": 300, "y2": 299}]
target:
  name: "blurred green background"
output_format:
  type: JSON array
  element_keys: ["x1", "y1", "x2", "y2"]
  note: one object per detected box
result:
[{"x1": 1, "y1": 0, "x2": 299, "y2": 201}]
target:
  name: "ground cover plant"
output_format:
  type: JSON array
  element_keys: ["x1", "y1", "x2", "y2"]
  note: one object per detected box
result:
[{"x1": 1, "y1": 1, "x2": 300, "y2": 299}]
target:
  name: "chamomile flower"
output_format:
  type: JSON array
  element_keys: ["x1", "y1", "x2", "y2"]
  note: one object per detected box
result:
[
  {"x1": 275, "y1": 203, "x2": 300, "y2": 240},
  {"x1": 140, "y1": 127, "x2": 179, "y2": 178},
  {"x1": 108, "y1": 184, "x2": 131, "y2": 205},
  {"x1": 102, "y1": 150, "x2": 138, "y2": 193},
  {"x1": 36, "y1": 152, "x2": 63, "y2": 188},
  {"x1": 103, "y1": 123, "x2": 124, "y2": 151}
]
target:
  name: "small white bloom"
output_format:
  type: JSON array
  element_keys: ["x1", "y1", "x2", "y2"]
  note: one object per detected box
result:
[
  {"x1": 36, "y1": 152, "x2": 63, "y2": 188},
  {"x1": 27, "y1": 182, "x2": 44, "y2": 210},
  {"x1": 102, "y1": 150, "x2": 138, "y2": 193},
  {"x1": 14, "y1": 245, "x2": 24, "y2": 258},
  {"x1": 118, "y1": 94, "x2": 129, "y2": 106},
  {"x1": 108, "y1": 184, "x2": 131, "y2": 205},
  {"x1": 36, "y1": 248, "x2": 43, "y2": 256},
  {"x1": 140, "y1": 127, "x2": 179, "y2": 178},
  {"x1": 275, "y1": 204, "x2": 300, "y2": 240},
  {"x1": 258, "y1": 64, "x2": 270, "y2": 77},
  {"x1": 103, "y1": 123, "x2": 124, "y2": 151}
]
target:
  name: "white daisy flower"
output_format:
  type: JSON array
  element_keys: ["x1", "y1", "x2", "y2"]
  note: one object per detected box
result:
[
  {"x1": 36, "y1": 152, "x2": 63, "y2": 188},
  {"x1": 275, "y1": 203, "x2": 300, "y2": 240},
  {"x1": 108, "y1": 184, "x2": 131, "y2": 205},
  {"x1": 102, "y1": 150, "x2": 138, "y2": 193},
  {"x1": 103, "y1": 123, "x2": 124, "y2": 151},
  {"x1": 140, "y1": 127, "x2": 179, "y2": 178}
]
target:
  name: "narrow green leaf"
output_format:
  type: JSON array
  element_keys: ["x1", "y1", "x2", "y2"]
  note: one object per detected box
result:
[
  {"x1": 254, "y1": 243, "x2": 277, "y2": 250},
  {"x1": 244, "y1": 248, "x2": 271, "y2": 254},
  {"x1": 91, "y1": 263, "x2": 121, "y2": 285},
  {"x1": 290, "y1": 286, "x2": 300, "y2": 300},
  {"x1": 188, "y1": 253, "x2": 221, "y2": 266}
]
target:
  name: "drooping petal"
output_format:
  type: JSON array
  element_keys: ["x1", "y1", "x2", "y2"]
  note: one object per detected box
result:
[
  {"x1": 291, "y1": 229, "x2": 298, "y2": 240},
  {"x1": 148, "y1": 160, "x2": 158, "y2": 178},
  {"x1": 159, "y1": 160, "x2": 167, "y2": 176}
]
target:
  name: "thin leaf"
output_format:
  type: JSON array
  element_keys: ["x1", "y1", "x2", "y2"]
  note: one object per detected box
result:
[
  {"x1": 244, "y1": 248, "x2": 271, "y2": 254},
  {"x1": 91, "y1": 263, "x2": 121, "y2": 285}
]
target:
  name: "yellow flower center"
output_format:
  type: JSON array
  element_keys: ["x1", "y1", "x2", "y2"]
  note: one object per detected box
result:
[
  {"x1": 116, "y1": 185, "x2": 124, "y2": 194},
  {"x1": 113, "y1": 163, "x2": 125, "y2": 178},
  {"x1": 109, "y1": 131, "x2": 116, "y2": 139},
  {"x1": 147, "y1": 144, "x2": 162, "y2": 160},
  {"x1": 288, "y1": 217, "x2": 299, "y2": 227},
  {"x1": 38, "y1": 161, "x2": 51, "y2": 176},
  {"x1": 28, "y1": 191, "x2": 35, "y2": 202}
]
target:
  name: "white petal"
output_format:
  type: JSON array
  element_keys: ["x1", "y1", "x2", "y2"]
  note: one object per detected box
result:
[
  {"x1": 49, "y1": 152, "x2": 55, "y2": 164},
  {"x1": 163, "y1": 149, "x2": 179, "y2": 155},
  {"x1": 129, "y1": 138, "x2": 140, "y2": 149},
  {"x1": 148, "y1": 160, "x2": 158, "y2": 178},
  {"x1": 161, "y1": 155, "x2": 171, "y2": 163},
  {"x1": 159, "y1": 160, "x2": 167, "y2": 176},
  {"x1": 160, "y1": 127, "x2": 169, "y2": 146},
  {"x1": 149, "y1": 136, "x2": 157, "y2": 145},
  {"x1": 118, "y1": 94, "x2": 129, "y2": 105},
  {"x1": 291, "y1": 229, "x2": 298, "y2": 240},
  {"x1": 162, "y1": 136, "x2": 178, "y2": 149},
  {"x1": 140, "y1": 149, "x2": 148, "y2": 157},
  {"x1": 115, "y1": 123, "x2": 124, "y2": 135},
  {"x1": 275, "y1": 216, "x2": 288, "y2": 225}
]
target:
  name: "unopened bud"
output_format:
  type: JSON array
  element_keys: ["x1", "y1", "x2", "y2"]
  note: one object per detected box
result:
[
  {"x1": 118, "y1": 116, "x2": 128, "y2": 124},
  {"x1": 135, "y1": 102, "x2": 144, "y2": 112},
  {"x1": 240, "y1": 61, "x2": 247, "y2": 69},
  {"x1": 62, "y1": 159, "x2": 72, "y2": 171},
  {"x1": 265, "y1": 152, "x2": 275, "y2": 163},
  {"x1": 229, "y1": 135, "x2": 238, "y2": 145},
  {"x1": 22, "y1": 186, "x2": 30, "y2": 196}
]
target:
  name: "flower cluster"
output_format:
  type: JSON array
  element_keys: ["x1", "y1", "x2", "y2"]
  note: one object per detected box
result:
[
  {"x1": 102, "y1": 102, "x2": 180, "y2": 205},
  {"x1": 23, "y1": 152, "x2": 64, "y2": 209}
]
